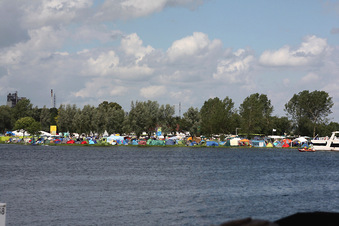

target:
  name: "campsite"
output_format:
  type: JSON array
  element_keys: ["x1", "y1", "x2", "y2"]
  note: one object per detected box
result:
[{"x1": 1, "y1": 129, "x2": 310, "y2": 149}]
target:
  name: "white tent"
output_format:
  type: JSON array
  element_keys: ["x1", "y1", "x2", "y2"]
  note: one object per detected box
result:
[
  {"x1": 39, "y1": 131, "x2": 52, "y2": 136},
  {"x1": 12, "y1": 130, "x2": 30, "y2": 136},
  {"x1": 293, "y1": 137, "x2": 308, "y2": 143}
]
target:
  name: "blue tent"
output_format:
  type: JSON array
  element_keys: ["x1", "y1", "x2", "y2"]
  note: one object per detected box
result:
[
  {"x1": 165, "y1": 139, "x2": 176, "y2": 145},
  {"x1": 131, "y1": 140, "x2": 139, "y2": 145},
  {"x1": 6, "y1": 131, "x2": 15, "y2": 136},
  {"x1": 206, "y1": 141, "x2": 219, "y2": 146},
  {"x1": 89, "y1": 140, "x2": 97, "y2": 144}
]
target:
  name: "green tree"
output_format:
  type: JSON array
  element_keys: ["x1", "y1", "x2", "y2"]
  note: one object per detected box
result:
[
  {"x1": 127, "y1": 100, "x2": 159, "y2": 137},
  {"x1": 285, "y1": 90, "x2": 333, "y2": 137},
  {"x1": 0, "y1": 105, "x2": 13, "y2": 133},
  {"x1": 94, "y1": 104, "x2": 109, "y2": 135},
  {"x1": 73, "y1": 105, "x2": 96, "y2": 135},
  {"x1": 12, "y1": 99, "x2": 33, "y2": 122},
  {"x1": 317, "y1": 121, "x2": 339, "y2": 137},
  {"x1": 270, "y1": 116, "x2": 292, "y2": 136},
  {"x1": 158, "y1": 104, "x2": 175, "y2": 134},
  {"x1": 49, "y1": 107, "x2": 58, "y2": 125},
  {"x1": 32, "y1": 106, "x2": 41, "y2": 122},
  {"x1": 98, "y1": 101, "x2": 122, "y2": 111},
  {"x1": 93, "y1": 101, "x2": 125, "y2": 136},
  {"x1": 200, "y1": 97, "x2": 235, "y2": 136},
  {"x1": 27, "y1": 121, "x2": 42, "y2": 138},
  {"x1": 181, "y1": 107, "x2": 201, "y2": 136},
  {"x1": 239, "y1": 93, "x2": 273, "y2": 135},
  {"x1": 40, "y1": 106, "x2": 51, "y2": 132},
  {"x1": 57, "y1": 104, "x2": 77, "y2": 133},
  {"x1": 14, "y1": 117, "x2": 41, "y2": 137},
  {"x1": 106, "y1": 106, "x2": 125, "y2": 135}
]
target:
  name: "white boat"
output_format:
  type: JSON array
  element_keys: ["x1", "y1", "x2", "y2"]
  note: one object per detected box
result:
[{"x1": 311, "y1": 131, "x2": 339, "y2": 151}]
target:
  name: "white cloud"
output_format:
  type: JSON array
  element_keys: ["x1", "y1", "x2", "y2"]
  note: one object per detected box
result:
[
  {"x1": 72, "y1": 25, "x2": 123, "y2": 43},
  {"x1": 73, "y1": 78, "x2": 129, "y2": 98},
  {"x1": 95, "y1": 0, "x2": 204, "y2": 20},
  {"x1": 301, "y1": 72, "x2": 320, "y2": 83},
  {"x1": 87, "y1": 51, "x2": 120, "y2": 76},
  {"x1": 259, "y1": 35, "x2": 328, "y2": 66},
  {"x1": 140, "y1": 85, "x2": 167, "y2": 98},
  {"x1": 86, "y1": 49, "x2": 154, "y2": 78},
  {"x1": 121, "y1": 33, "x2": 154, "y2": 63},
  {"x1": 0, "y1": 26, "x2": 67, "y2": 66},
  {"x1": 167, "y1": 32, "x2": 222, "y2": 62},
  {"x1": 213, "y1": 49, "x2": 254, "y2": 83},
  {"x1": 23, "y1": 0, "x2": 92, "y2": 28}
]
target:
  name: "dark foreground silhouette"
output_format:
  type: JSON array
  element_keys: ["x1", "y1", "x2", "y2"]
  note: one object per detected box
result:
[{"x1": 220, "y1": 212, "x2": 339, "y2": 226}]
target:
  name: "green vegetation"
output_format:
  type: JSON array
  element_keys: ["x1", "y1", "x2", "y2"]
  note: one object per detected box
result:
[{"x1": 0, "y1": 90, "x2": 338, "y2": 138}]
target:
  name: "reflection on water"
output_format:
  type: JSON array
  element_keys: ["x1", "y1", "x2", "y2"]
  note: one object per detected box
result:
[{"x1": 1, "y1": 144, "x2": 339, "y2": 225}]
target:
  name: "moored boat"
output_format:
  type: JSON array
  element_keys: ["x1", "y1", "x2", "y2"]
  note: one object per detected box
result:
[{"x1": 311, "y1": 131, "x2": 339, "y2": 151}]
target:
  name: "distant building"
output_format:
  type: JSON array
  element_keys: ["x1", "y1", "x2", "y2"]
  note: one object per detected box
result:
[{"x1": 6, "y1": 92, "x2": 25, "y2": 108}]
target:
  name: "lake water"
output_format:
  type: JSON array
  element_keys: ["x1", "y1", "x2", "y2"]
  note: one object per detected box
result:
[{"x1": 1, "y1": 144, "x2": 339, "y2": 226}]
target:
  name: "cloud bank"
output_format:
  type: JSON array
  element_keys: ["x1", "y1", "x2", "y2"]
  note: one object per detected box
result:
[{"x1": 1, "y1": 0, "x2": 339, "y2": 121}]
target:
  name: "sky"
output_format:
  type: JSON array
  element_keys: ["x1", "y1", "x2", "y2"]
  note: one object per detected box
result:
[{"x1": 1, "y1": 0, "x2": 339, "y2": 121}]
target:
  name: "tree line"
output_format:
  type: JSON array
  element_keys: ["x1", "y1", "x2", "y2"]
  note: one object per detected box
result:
[{"x1": 0, "y1": 90, "x2": 336, "y2": 138}]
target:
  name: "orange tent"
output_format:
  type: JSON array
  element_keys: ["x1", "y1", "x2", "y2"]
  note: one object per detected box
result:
[{"x1": 240, "y1": 139, "x2": 251, "y2": 146}]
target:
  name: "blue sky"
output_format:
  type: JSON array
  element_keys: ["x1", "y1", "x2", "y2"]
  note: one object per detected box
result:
[{"x1": 1, "y1": 0, "x2": 339, "y2": 123}]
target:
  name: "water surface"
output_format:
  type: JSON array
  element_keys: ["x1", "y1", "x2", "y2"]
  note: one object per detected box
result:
[{"x1": 1, "y1": 144, "x2": 339, "y2": 225}]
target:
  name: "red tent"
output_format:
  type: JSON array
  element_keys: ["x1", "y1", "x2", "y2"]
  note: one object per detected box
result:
[
  {"x1": 282, "y1": 143, "x2": 290, "y2": 148},
  {"x1": 81, "y1": 141, "x2": 87, "y2": 144},
  {"x1": 282, "y1": 139, "x2": 291, "y2": 148},
  {"x1": 67, "y1": 140, "x2": 75, "y2": 144}
]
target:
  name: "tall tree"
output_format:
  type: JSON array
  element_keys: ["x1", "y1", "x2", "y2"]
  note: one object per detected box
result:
[
  {"x1": 285, "y1": 90, "x2": 333, "y2": 137},
  {"x1": 14, "y1": 117, "x2": 41, "y2": 137},
  {"x1": 73, "y1": 105, "x2": 96, "y2": 135},
  {"x1": 239, "y1": 93, "x2": 273, "y2": 135},
  {"x1": 181, "y1": 107, "x2": 201, "y2": 136},
  {"x1": 0, "y1": 105, "x2": 13, "y2": 133},
  {"x1": 40, "y1": 106, "x2": 51, "y2": 132},
  {"x1": 49, "y1": 107, "x2": 58, "y2": 125},
  {"x1": 128, "y1": 100, "x2": 160, "y2": 137},
  {"x1": 158, "y1": 104, "x2": 175, "y2": 134},
  {"x1": 106, "y1": 106, "x2": 125, "y2": 135},
  {"x1": 94, "y1": 104, "x2": 109, "y2": 135},
  {"x1": 200, "y1": 97, "x2": 235, "y2": 136},
  {"x1": 270, "y1": 116, "x2": 292, "y2": 136},
  {"x1": 12, "y1": 99, "x2": 33, "y2": 122},
  {"x1": 57, "y1": 104, "x2": 77, "y2": 133}
]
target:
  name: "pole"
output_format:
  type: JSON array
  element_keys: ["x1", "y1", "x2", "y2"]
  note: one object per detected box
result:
[{"x1": 0, "y1": 203, "x2": 6, "y2": 226}]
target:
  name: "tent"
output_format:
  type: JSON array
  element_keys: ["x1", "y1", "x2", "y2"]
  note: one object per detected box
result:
[
  {"x1": 165, "y1": 139, "x2": 176, "y2": 145},
  {"x1": 230, "y1": 138, "x2": 241, "y2": 146},
  {"x1": 6, "y1": 131, "x2": 15, "y2": 136},
  {"x1": 266, "y1": 142, "x2": 273, "y2": 147},
  {"x1": 149, "y1": 140, "x2": 165, "y2": 145},
  {"x1": 138, "y1": 140, "x2": 147, "y2": 145},
  {"x1": 239, "y1": 139, "x2": 251, "y2": 146},
  {"x1": 130, "y1": 139, "x2": 138, "y2": 145},
  {"x1": 107, "y1": 135, "x2": 125, "y2": 144},
  {"x1": 89, "y1": 140, "x2": 97, "y2": 144},
  {"x1": 251, "y1": 140, "x2": 266, "y2": 147},
  {"x1": 66, "y1": 140, "x2": 75, "y2": 144},
  {"x1": 282, "y1": 143, "x2": 290, "y2": 148},
  {"x1": 282, "y1": 139, "x2": 292, "y2": 148},
  {"x1": 81, "y1": 140, "x2": 87, "y2": 144},
  {"x1": 206, "y1": 141, "x2": 219, "y2": 146}
]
